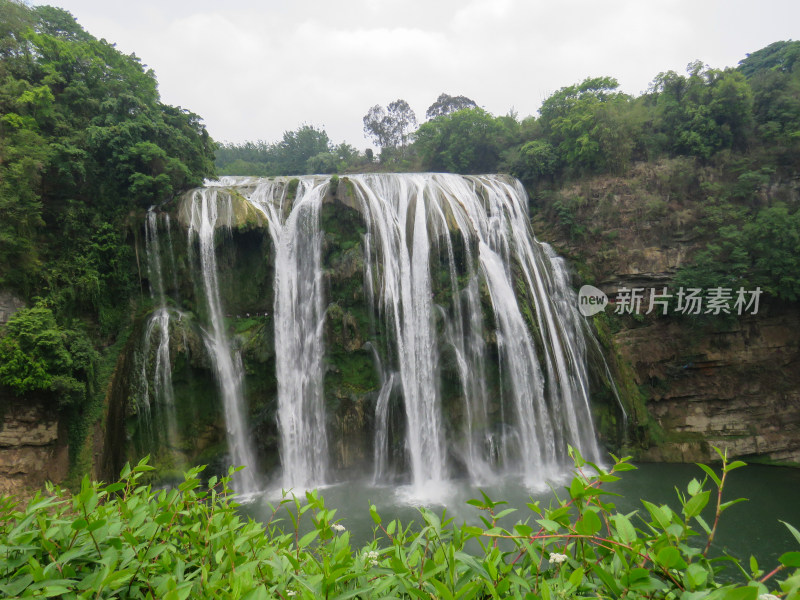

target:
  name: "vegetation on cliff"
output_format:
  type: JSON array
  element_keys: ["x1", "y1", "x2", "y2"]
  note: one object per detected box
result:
[
  {"x1": 0, "y1": 0, "x2": 215, "y2": 473},
  {"x1": 0, "y1": 0, "x2": 215, "y2": 305}
]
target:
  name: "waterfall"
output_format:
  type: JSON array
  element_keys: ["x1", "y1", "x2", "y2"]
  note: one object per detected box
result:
[
  {"x1": 244, "y1": 178, "x2": 329, "y2": 491},
  {"x1": 138, "y1": 209, "x2": 180, "y2": 456},
  {"x1": 352, "y1": 175, "x2": 447, "y2": 491},
  {"x1": 187, "y1": 188, "x2": 260, "y2": 494},
  {"x1": 166, "y1": 172, "x2": 604, "y2": 494},
  {"x1": 350, "y1": 174, "x2": 601, "y2": 489}
]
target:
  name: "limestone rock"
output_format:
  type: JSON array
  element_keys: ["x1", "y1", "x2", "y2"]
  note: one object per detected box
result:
[{"x1": 0, "y1": 401, "x2": 68, "y2": 497}]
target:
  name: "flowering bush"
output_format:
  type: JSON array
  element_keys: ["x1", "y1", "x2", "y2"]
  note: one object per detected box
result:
[{"x1": 1, "y1": 449, "x2": 799, "y2": 599}]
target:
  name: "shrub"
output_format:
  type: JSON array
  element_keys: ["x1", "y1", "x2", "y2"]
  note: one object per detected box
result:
[{"x1": 1, "y1": 450, "x2": 798, "y2": 599}]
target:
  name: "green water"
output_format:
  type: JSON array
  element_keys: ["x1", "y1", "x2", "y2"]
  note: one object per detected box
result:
[{"x1": 242, "y1": 462, "x2": 800, "y2": 570}]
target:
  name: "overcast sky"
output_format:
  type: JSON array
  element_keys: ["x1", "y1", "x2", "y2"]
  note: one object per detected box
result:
[{"x1": 43, "y1": 0, "x2": 800, "y2": 149}]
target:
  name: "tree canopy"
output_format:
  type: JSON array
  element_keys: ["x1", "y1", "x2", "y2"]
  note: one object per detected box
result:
[
  {"x1": 425, "y1": 93, "x2": 478, "y2": 120},
  {"x1": 0, "y1": 0, "x2": 215, "y2": 312},
  {"x1": 362, "y1": 99, "x2": 417, "y2": 158}
]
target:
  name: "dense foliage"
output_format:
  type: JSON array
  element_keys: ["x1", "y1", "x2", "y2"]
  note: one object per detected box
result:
[
  {"x1": 2, "y1": 450, "x2": 799, "y2": 599},
  {"x1": 215, "y1": 125, "x2": 369, "y2": 176},
  {"x1": 0, "y1": 0, "x2": 215, "y2": 305},
  {"x1": 0, "y1": 303, "x2": 95, "y2": 403},
  {"x1": 0, "y1": 0, "x2": 215, "y2": 473}
]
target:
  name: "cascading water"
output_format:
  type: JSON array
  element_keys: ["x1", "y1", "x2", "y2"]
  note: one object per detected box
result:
[
  {"x1": 350, "y1": 174, "x2": 601, "y2": 490},
  {"x1": 351, "y1": 175, "x2": 447, "y2": 491},
  {"x1": 160, "y1": 173, "x2": 606, "y2": 496},
  {"x1": 187, "y1": 188, "x2": 260, "y2": 494},
  {"x1": 243, "y1": 178, "x2": 329, "y2": 491},
  {"x1": 138, "y1": 209, "x2": 180, "y2": 455}
]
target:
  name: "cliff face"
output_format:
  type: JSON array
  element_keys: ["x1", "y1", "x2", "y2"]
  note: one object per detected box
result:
[
  {"x1": 0, "y1": 397, "x2": 69, "y2": 496},
  {"x1": 533, "y1": 158, "x2": 800, "y2": 464}
]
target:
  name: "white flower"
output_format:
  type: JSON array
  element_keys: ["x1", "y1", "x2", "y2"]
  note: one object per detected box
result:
[
  {"x1": 331, "y1": 523, "x2": 346, "y2": 532},
  {"x1": 370, "y1": 560, "x2": 379, "y2": 567},
  {"x1": 366, "y1": 550, "x2": 379, "y2": 560},
  {"x1": 759, "y1": 594, "x2": 780, "y2": 600},
  {"x1": 549, "y1": 552, "x2": 568, "y2": 565},
  {"x1": 286, "y1": 592, "x2": 297, "y2": 597}
]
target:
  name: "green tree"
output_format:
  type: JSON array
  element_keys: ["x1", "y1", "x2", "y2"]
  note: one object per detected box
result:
[
  {"x1": 414, "y1": 107, "x2": 508, "y2": 173},
  {"x1": 273, "y1": 124, "x2": 331, "y2": 175},
  {"x1": 425, "y1": 93, "x2": 477, "y2": 120},
  {"x1": 738, "y1": 40, "x2": 800, "y2": 78},
  {"x1": 650, "y1": 62, "x2": 753, "y2": 158},
  {"x1": 745, "y1": 204, "x2": 800, "y2": 301},
  {"x1": 537, "y1": 76, "x2": 636, "y2": 174},
  {"x1": 508, "y1": 139, "x2": 557, "y2": 184},
  {"x1": 363, "y1": 99, "x2": 417, "y2": 158},
  {"x1": 0, "y1": 304, "x2": 96, "y2": 406}
]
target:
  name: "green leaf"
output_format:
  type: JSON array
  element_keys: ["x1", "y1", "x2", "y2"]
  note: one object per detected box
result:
[
  {"x1": 241, "y1": 586, "x2": 269, "y2": 600},
  {"x1": 781, "y1": 520, "x2": 800, "y2": 547},
  {"x1": 613, "y1": 462, "x2": 637, "y2": 472},
  {"x1": 685, "y1": 563, "x2": 709, "y2": 590},
  {"x1": 656, "y1": 546, "x2": 687, "y2": 569},
  {"x1": 589, "y1": 563, "x2": 622, "y2": 597},
  {"x1": 696, "y1": 463, "x2": 722, "y2": 487},
  {"x1": 332, "y1": 587, "x2": 379, "y2": 600},
  {"x1": 612, "y1": 514, "x2": 637, "y2": 544},
  {"x1": 430, "y1": 579, "x2": 455, "y2": 600},
  {"x1": 568, "y1": 567, "x2": 585, "y2": 588},
  {"x1": 576, "y1": 509, "x2": 602, "y2": 536},
  {"x1": 683, "y1": 490, "x2": 711, "y2": 519},
  {"x1": 87, "y1": 518, "x2": 106, "y2": 532},
  {"x1": 779, "y1": 551, "x2": 800, "y2": 568},
  {"x1": 695, "y1": 514, "x2": 712, "y2": 535},
  {"x1": 749, "y1": 555, "x2": 758, "y2": 574},
  {"x1": 725, "y1": 460, "x2": 747, "y2": 472},
  {"x1": 642, "y1": 500, "x2": 671, "y2": 530},
  {"x1": 513, "y1": 523, "x2": 533, "y2": 537},
  {"x1": 569, "y1": 477, "x2": 585, "y2": 500},
  {"x1": 369, "y1": 504, "x2": 381, "y2": 525},
  {"x1": 298, "y1": 529, "x2": 319, "y2": 548},
  {"x1": 718, "y1": 586, "x2": 757, "y2": 600},
  {"x1": 536, "y1": 519, "x2": 562, "y2": 532},
  {"x1": 42, "y1": 586, "x2": 72, "y2": 597},
  {"x1": 494, "y1": 508, "x2": 517, "y2": 520},
  {"x1": 719, "y1": 498, "x2": 748, "y2": 512}
]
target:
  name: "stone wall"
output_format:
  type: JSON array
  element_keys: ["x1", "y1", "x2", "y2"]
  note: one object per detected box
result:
[
  {"x1": 616, "y1": 307, "x2": 800, "y2": 463},
  {"x1": 0, "y1": 398, "x2": 68, "y2": 496}
]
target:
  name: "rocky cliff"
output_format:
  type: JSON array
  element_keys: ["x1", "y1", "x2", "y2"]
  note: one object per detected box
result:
[
  {"x1": 0, "y1": 397, "x2": 69, "y2": 496},
  {"x1": 532, "y1": 158, "x2": 800, "y2": 464}
]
